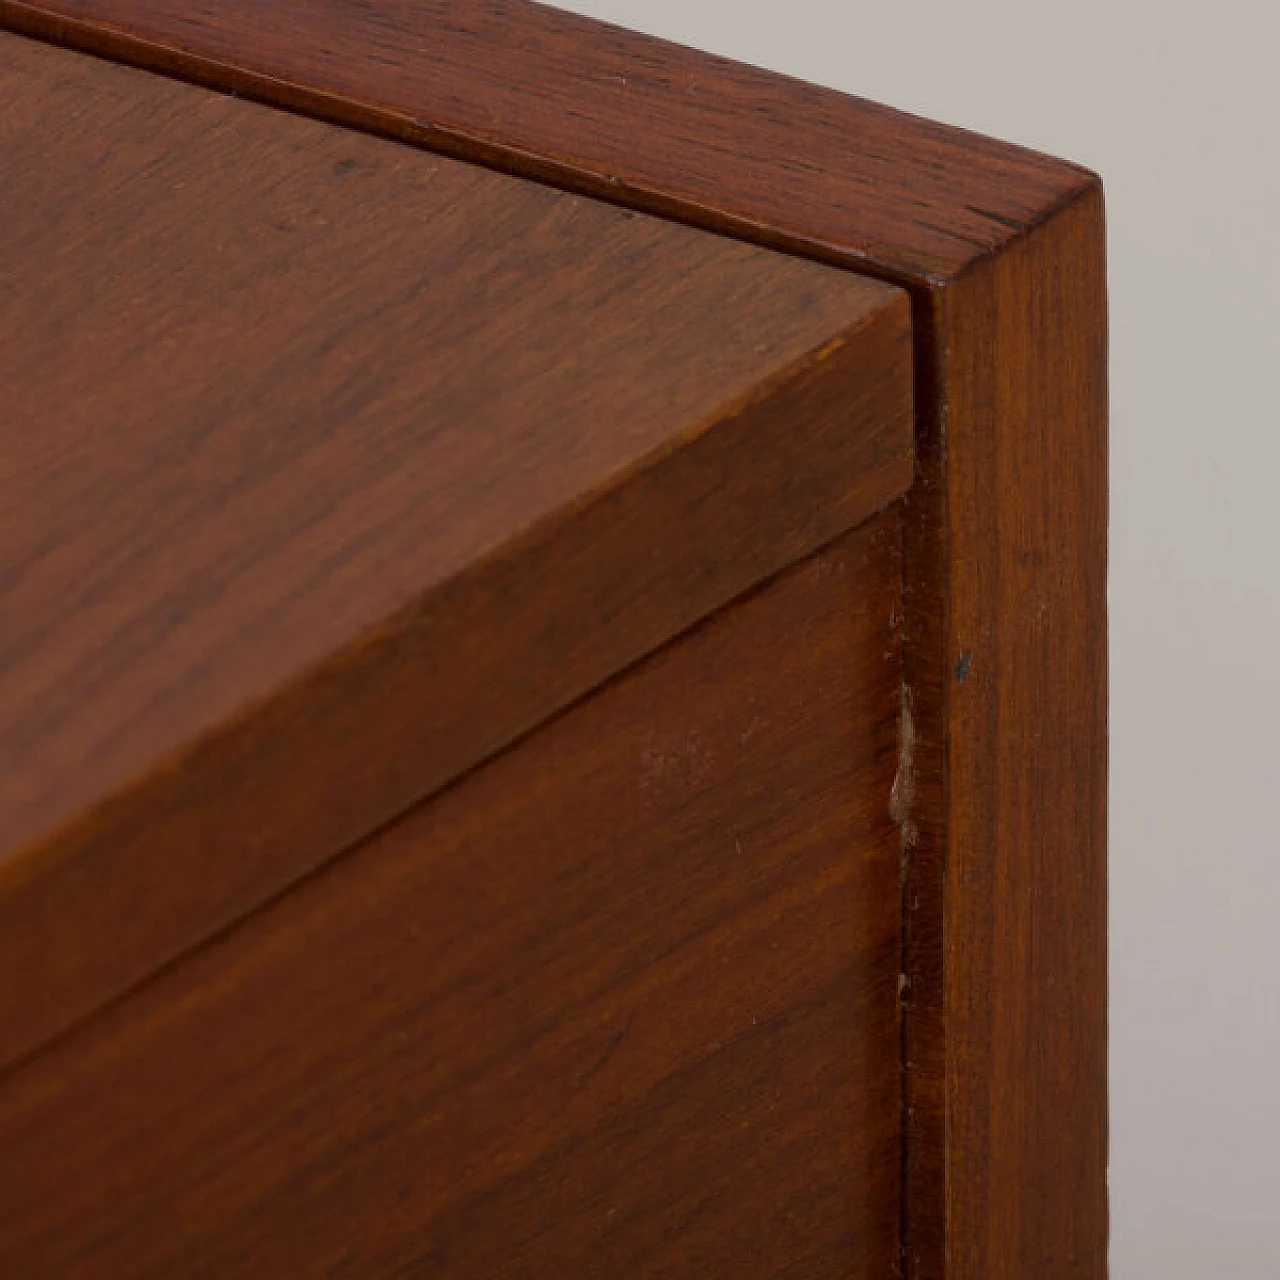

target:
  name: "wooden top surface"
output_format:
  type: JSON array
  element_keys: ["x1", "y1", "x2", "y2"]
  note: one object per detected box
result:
[
  {"x1": 0, "y1": 30, "x2": 912, "y2": 1067},
  {"x1": 0, "y1": 0, "x2": 1095, "y2": 283}
]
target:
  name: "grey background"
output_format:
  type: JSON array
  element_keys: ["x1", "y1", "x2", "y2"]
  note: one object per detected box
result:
[{"x1": 554, "y1": 2, "x2": 1279, "y2": 1275}]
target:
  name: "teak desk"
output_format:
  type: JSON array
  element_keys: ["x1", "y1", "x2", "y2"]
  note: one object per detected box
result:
[{"x1": 0, "y1": 4, "x2": 1107, "y2": 1277}]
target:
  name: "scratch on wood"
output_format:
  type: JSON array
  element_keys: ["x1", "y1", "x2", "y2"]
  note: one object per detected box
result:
[{"x1": 889, "y1": 685, "x2": 918, "y2": 852}]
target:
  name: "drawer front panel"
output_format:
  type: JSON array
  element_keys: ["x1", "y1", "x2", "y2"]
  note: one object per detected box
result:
[{"x1": 0, "y1": 512, "x2": 904, "y2": 1278}]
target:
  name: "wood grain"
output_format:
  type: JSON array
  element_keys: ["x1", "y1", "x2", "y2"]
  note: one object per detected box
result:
[
  {"x1": 0, "y1": 6, "x2": 1109, "y2": 1275},
  {"x1": 0, "y1": 31, "x2": 913, "y2": 1072},
  {"x1": 0, "y1": 0, "x2": 1093, "y2": 282},
  {"x1": 896, "y1": 185, "x2": 1109, "y2": 1280},
  {"x1": 926, "y1": 190, "x2": 1108, "y2": 1280},
  {"x1": 0, "y1": 516, "x2": 904, "y2": 1280}
]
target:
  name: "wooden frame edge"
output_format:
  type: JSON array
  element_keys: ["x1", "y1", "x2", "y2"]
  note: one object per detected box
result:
[{"x1": 901, "y1": 182, "x2": 1108, "y2": 1280}]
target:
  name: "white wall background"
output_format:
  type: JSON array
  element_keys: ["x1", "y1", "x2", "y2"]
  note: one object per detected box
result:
[{"x1": 555, "y1": 3, "x2": 1280, "y2": 1275}]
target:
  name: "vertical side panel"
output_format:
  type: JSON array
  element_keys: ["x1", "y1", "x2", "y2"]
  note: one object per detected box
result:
[{"x1": 904, "y1": 184, "x2": 1108, "y2": 1279}]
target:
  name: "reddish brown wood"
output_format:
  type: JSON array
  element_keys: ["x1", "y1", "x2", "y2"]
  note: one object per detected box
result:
[
  {"x1": 0, "y1": 31, "x2": 912, "y2": 1073},
  {"x1": 0, "y1": 518, "x2": 904, "y2": 1280},
  {"x1": 900, "y1": 189, "x2": 1108, "y2": 1280},
  {"x1": 0, "y1": 0, "x2": 1092, "y2": 283},
  {"x1": 0, "y1": 6, "x2": 1108, "y2": 1277}
]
